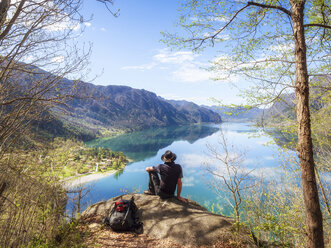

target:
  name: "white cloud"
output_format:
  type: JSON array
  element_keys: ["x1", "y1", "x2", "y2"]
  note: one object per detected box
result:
[
  {"x1": 8, "y1": 1, "x2": 81, "y2": 32},
  {"x1": 211, "y1": 55, "x2": 241, "y2": 83},
  {"x1": 121, "y1": 48, "x2": 218, "y2": 83},
  {"x1": 100, "y1": 27, "x2": 107, "y2": 32},
  {"x1": 121, "y1": 62, "x2": 157, "y2": 71},
  {"x1": 264, "y1": 156, "x2": 274, "y2": 160},
  {"x1": 22, "y1": 55, "x2": 36, "y2": 63},
  {"x1": 121, "y1": 49, "x2": 198, "y2": 73},
  {"x1": 220, "y1": 34, "x2": 230, "y2": 41},
  {"x1": 190, "y1": 16, "x2": 230, "y2": 23},
  {"x1": 84, "y1": 22, "x2": 92, "y2": 27},
  {"x1": 210, "y1": 16, "x2": 230, "y2": 23},
  {"x1": 153, "y1": 49, "x2": 196, "y2": 64},
  {"x1": 172, "y1": 64, "x2": 212, "y2": 83},
  {"x1": 51, "y1": 56, "x2": 65, "y2": 63},
  {"x1": 269, "y1": 43, "x2": 294, "y2": 53},
  {"x1": 154, "y1": 49, "x2": 217, "y2": 83},
  {"x1": 44, "y1": 20, "x2": 80, "y2": 32},
  {"x1": 242, "y1": 158, "x2": 255, "y2": 165},
  {"x1": 180, "y1": 153, "x2": 209, "y2": 168},
  {"x1": 182, "y1": 176, "x2": 195, "y2": 187},
  {"x1": 249, "y1": 167, "x2": 281, "y2": 179}
]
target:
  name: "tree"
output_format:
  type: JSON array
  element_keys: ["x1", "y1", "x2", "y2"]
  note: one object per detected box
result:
[
  {"x1": 163, "y1": 1, "x2": 330, "y2": 247},
  {"x1": 205, "y1": 128, "x2": 254, "y2": 231},
  {"x1": 0, "y1": 0, "x2": 116, "y2": 245},
  {"x1": 0, "y1": 0, "x2": 91, "y2": 157},
  {"x1": 0, "y1": 0, "x2": 117, "y2": 156}
]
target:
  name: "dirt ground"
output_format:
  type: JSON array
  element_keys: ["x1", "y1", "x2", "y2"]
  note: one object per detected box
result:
[{"x1": 82, "y1": 223, "x2": 247, "y2": 248}]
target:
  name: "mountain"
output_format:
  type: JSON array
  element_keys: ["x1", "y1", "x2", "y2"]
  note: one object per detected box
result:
[
  {"x1": 262, "y1": 75, "x2": 330, "y2": 123},
  {"x1": 61, "y1": 83, "x2": 221, "y2": 132},
  {"x1": 205, "y1": 106, "x2": 263, "y2": 122},
  {"x1": 165, "y1": 99, "x2": 223, "y2": 123},
  {"x1": 12, "y1": 66, "x2": 221, "y2": 140},
  {"x1": 4, "y1": 62, "x2": 222, "y2": 142},
  {"x1": 263, "y1": 93, "x2": 296, "y2": 122}
]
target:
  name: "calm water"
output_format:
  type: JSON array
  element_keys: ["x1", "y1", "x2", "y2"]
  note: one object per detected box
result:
[{"x1": 69, "y1": 122, "x2": 293, "y2": 215}]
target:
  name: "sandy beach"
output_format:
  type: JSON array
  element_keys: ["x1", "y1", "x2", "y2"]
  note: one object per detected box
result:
[{"x1": 63, "y1": 171, "x2": 116, "y2": 189}]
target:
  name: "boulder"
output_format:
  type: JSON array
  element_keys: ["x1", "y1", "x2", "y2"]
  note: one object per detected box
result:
[{"x1": 81, "y1": 194, "x2": 253, "y2": 246}]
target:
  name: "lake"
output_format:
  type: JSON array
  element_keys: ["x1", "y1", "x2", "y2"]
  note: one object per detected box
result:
[{"x1": 71, "y1": 122, "x2": 294, "y2": 215}]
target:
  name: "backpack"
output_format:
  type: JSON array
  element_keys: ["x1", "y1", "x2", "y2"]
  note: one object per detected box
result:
[{"x1": 104, "y1": 196, "x2": 143, "y2": 233}]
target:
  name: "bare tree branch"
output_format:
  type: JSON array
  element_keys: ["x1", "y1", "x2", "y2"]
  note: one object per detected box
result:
[
  {"x1": 304, "y1": 23, "x2": 331, "y2": 29},
  {"x1": 247, "y1": 1, "x2": 292, "y2": 16}
]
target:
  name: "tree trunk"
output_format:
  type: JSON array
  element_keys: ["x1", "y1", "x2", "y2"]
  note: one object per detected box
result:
[
  {"x1": 290, "y1": 1, "x2": 324, "y2": 247},
  {"x1": 0, "y1": 181, "x2": 7, "y2": 211}
]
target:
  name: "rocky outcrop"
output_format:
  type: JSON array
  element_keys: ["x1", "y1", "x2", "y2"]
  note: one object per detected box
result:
[{"x1": 81, "y1": 194, "x2": 254, "y2": 246}]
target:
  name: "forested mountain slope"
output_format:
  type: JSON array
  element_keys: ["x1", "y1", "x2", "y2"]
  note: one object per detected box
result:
[{"x1": 19, "y1": 65, "x2": 221, "y2": 140}]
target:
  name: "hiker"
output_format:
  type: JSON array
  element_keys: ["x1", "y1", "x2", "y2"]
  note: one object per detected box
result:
[{"x1": 144, "y1": 150, "x2": 186, "y2": 203}]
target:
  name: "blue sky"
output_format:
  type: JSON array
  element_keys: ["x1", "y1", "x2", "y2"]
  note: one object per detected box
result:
[{"x1": 78, "y1": 0, "x2": 248, "y2": 106}]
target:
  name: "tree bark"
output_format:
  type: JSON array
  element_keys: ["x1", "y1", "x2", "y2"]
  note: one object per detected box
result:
[
  {"x1": 290, "y1": 1, "x2": 324, "y2": 247},
  {"x1": 0, "y1": 0, "x2": 10, "y2": 27},
  {"x1": 0, "y1": 181, "x2": 7, "y2": 212}
]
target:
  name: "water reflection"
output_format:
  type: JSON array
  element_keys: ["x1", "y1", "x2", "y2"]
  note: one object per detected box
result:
[
  {"x1": 86, "y1": 124, "x2": 219, "y2": 161},
  {"x1": 71, "y1": 123, "x2": 297, "y2": 216},
  {"x1": 113, "y1": 169, "x2": 124, "y2": 180}
]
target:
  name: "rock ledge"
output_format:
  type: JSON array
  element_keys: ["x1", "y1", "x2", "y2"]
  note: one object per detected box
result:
[{"x1": 81, "y1": 194, "x2": 253, "y2": 246}]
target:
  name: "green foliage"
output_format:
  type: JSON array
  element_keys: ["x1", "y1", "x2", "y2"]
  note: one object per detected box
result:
[
  {"x1": 204, "y1": 202, "x2": 223, "y2": 215},
  {"x1": 242, "y1": 148, "x2": 330, "y2": 247},
  {"x1": 41, "y1": 138, "x2": 128, "y2": 179},
  {"x1": 120, "y1": 185, "x2": 141, "y2": 194},
  {"x1": 263, "y1": 76, "x2": 331, "y2": 172},
  {"x1": 244, "y1": 188, "x2": 305, "y2": 246},
  {"x1": 28, "y1": 219, "x2": 88, "y2": 248},
  {"x1": 0, "y1": 151, "x2": 66, "y2": 247},
  {"x1": 0, "y1": 137, "x2": 127, "y2": 247},
  {"x1": 165, "y1": 1, "x2": 330, "y2": 246},
  {"x1": 163, "y1": 0, "x2": 330, "y2": 112}
]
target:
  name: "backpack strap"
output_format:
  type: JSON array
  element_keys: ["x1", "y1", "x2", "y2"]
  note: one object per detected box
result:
[
  {"x1": 129, "y1": 196, "x2": 143, "y2": 233},
  {"x1": 121, "y1": 201, "x2": 131, "y2": 226}
]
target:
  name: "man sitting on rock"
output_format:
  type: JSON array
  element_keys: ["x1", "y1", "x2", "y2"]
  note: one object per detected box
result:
[{"x1": 144, "y1": 150, "x2": 186, "y2": 202}]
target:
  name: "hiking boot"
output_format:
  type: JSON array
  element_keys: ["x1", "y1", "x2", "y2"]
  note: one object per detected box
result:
[{"x1": 144, "y1": 190, "x2": 154, "y2": 195}]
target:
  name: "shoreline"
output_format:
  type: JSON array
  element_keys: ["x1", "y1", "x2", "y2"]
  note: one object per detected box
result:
[{"x1": 63, "y1": 170, "x2": 117, "y2": 189}]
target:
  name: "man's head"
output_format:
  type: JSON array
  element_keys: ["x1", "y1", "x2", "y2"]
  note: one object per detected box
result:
[{"x1": 161, "y1": 150, "x2": 177, "y2": 162}]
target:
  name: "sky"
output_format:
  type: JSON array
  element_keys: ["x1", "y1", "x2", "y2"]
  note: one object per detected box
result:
[{"x1": 77, "y1": 0, "x2": 249, "y2": 106}]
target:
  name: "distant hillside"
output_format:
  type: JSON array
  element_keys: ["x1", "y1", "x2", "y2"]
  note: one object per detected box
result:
[
  {"x1": 165, "y1": 99, "x2": 223, "y2": 123},
  {"x1": 262, "y1": 75, "x2": 330, "y2": 124},
  {"x1": 206, "y1": 75, "x2": 330, "y2": 123},
  {"x1": 63, "y1": 83, "x2": 221, "y2": 132},
  {"x1": 263, "y1": 93, "x2": 296, "y2": 122},
  {"x1": 15, "y1": 65, "x2": 221, "y2": 140},
  {"x1": 205, "y1": 106, "x2": 263, "y2": 122}
]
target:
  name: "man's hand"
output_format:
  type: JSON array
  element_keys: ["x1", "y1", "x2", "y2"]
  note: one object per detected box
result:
[
  {"x1": 177, "y1": 196, "x2": 187, "y2": 203},
  {"x1": 145, "y1": 166, "x2": 154, "y2": 172}
]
